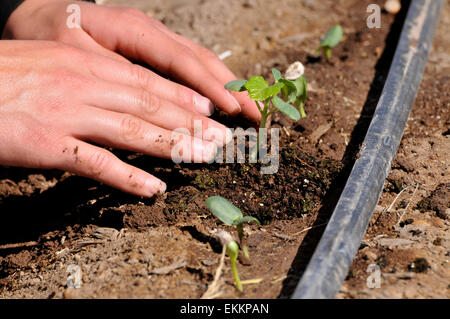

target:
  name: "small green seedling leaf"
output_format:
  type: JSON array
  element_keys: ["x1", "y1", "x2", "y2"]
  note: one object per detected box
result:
[
  {"x1": 272, "y1": 96, "x2": 300, "y2": 121},
  {"x1": 248, "y1": 84, "x2": 284, "y2": 101},
  {"x1": 244, "y1": 76, "x2": 268, "y2": 91},
  {"x1": 293, "y1": 76, "x2": 306, "y2": 99},
  {"x1": 225, "y1": 79, "x2": 248, "y2": 92},
  {"x1": 245, "y1": 76, "x2": 284, "y2": 101},
  {"x1": 320, "y1": 24, "x2": 343, "y2": 49},
  {"x1": 279, "y1": 78, "x2": 297, "y2": 104},
  {"x1": 294, "y1": 75, "x2": 307, "y2": 118},
  {"x1": 233, "y1": 216, "x2": 261, "y2": 226},
  {"x1": 318, "y1": 25, "x2": 343, "y2": 59},
  {"x1": 272, "y1": 68, "x2": 282, "y2": 82},
  {"x1": 224, "y1": 70, "x2": 307, "y2": 156},
  {"x1": 206, "y1": 196, "x2": 243, "y2": 225}
]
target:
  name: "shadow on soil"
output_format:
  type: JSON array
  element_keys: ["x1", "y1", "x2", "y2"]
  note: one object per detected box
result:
[
  {"x1": 0, "y1": 154, "x2": 193, "y2": 251},
  {"x1": 278, "y1": 4, "x2": 410, "y2": 298}
]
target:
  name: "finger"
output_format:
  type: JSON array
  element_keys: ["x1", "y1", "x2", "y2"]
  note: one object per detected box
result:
[
  {"x1": 151, "y1": 22, "x2": 261, "y2": 122},
  {"x1": 83, "y1": 55, "x2": 215, "y2": 117},
  {"x1": 57, "y1": 136, "x2": 166, "y2": 197},
  {"x1": 82, "y1": 7, "x2": 243, "y2": 116},
  {"x1": 71, "y1": 106, "x2": 218, "y2": 163},
  {"x1": 60, "y1": 28, "x2": 131, "y2": 64},
  {"x1": 82, "y1": 79, "x2": 232, "y2": 146}
]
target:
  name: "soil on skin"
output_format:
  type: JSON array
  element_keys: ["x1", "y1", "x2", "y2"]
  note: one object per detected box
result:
[{"x1": 0, "y1": 0, "x2": 448, "y2": 299}]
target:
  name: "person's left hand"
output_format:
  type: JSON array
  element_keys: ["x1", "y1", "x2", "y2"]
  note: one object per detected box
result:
[{"x1": 2, "y1": 0, "x2": 261, "y2": 122}]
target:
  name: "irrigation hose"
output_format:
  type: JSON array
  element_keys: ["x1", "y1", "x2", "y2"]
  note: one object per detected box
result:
[{"x1": 292, "y1": 0, "x2": 445, "y2": 299}]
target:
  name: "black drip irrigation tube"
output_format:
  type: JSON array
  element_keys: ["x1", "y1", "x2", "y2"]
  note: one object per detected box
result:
[{"x1": 292, "y1": 0, "x2": 445, "y2": 299}]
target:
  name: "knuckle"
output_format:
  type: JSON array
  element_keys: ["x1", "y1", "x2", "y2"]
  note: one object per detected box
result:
[
  {"x1": 50, "y1": 68, "x2": 86, "y2": 90},
  {"x1": 119, "y1": 115, "x2": 144, "y2": 142},
  {"x1": 55, "y1": 44, "x2": 86, "y2": 61},
  {"x1": 85, "y1": 149, "x2": 112, "y2": 177},
  {"x1": 39, "y1": 98, "x2": 67, "y2": 114},
  {"x1": 41, "y1": 70, "x2": 88, "y2": 105},
  {"x1": 133, "y1": 65, "x2": 153, "y2": 90},
  {"x1": 139, "y1": 91, "x2": 161, "y2": 116},
  {"x1": 176, "y1": 87, "x2": 196, "y2": 108}
]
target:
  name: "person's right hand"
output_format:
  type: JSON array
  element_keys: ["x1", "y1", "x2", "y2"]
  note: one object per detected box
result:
[{"x1": 0, "y1": 41, "x2": 231, "y2": 197}]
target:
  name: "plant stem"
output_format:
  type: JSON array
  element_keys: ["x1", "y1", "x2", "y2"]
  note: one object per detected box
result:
[
  {"x1": 230, "y1": 254, "x2": 242, "y2": 291},
  {"x1": 236, "y1": 224, "x2": 250, "y2": 259},
  {"x1": 255, "y1": 101, "x2": 263, "y2": 114},
  {"x1": 236, "y1": 224, "x2": 244, "y2": 243},
  {"x1": 251, "y1": 100, "x2": 269, "y2": 162},
  {"x1": 226, "y1": 241, "x2": 242, "y2": 292},
  {"x1": 298, "y1": 102, "x2": 307, "y2": 118},
  {"x1": 325, "y1": 47, "x2": 331, "y2": 60}
]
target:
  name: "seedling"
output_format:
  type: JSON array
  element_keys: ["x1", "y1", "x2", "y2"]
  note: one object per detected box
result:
[
  {"x1": 206, "y1": 196, "x2": 260, "y2": 260},
  {"x1": 317, "y1": 24, "x2": 343, "y2": 60},
  {"x1": 216, "y1": 233, "x2": 242, "y2": 292},
  {"x1": 225, "y1": 67, "x2": 307, "y2": 159}
]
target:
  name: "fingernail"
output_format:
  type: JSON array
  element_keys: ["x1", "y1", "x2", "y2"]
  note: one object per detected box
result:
[
  {"x1": 158, "y1": 181, "x2": 167, "y2": 194},
  {"x1": 194, "y1": 95, "x2": 215, "y2": 116},
  {"x1": 227, "y1": 91, "x2": 242, "y2": 114},
  {"x1": 145, "y1": 178, "x2": 166, "y2": 197}
]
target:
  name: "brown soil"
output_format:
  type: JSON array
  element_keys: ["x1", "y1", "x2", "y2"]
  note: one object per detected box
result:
[{"x1": 0, "y1": 0, "x2": 448, "y2": 299}]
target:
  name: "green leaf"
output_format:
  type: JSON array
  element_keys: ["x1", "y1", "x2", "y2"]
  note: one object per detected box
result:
[
  {"x1": 319, "y1": 25, "x2": 343, "y2": 49},
  {"x1": 272, "y1": 96, "x2": 300, "y2": 121},
  {"x1": 233, "y1": 216, "x2": 261, "y2": 226},
  {"x1": 244, "y1": 76, "x2": 268, "y2": 91},
  {"x1": 246, "y1": 79, "x2": 284, "y2": 101},
  {"x1": 225, "y1": 79, "x2": 248, "y2": 92},
  {"x1": 293, "y1": 75, "x2": 307, "y2": 101},
  {"x1": 279, "y1": 79, "x2": 297, "y2": 104},
  {"x1": 293, "y1": 76, "x2": 307, "y2": 117},
  {"x1": 206, "y1": 196, "x2": 243, "y2": 225},
  {"x1": 272, "y1": 68, "x2": 282, "y2": 82}
]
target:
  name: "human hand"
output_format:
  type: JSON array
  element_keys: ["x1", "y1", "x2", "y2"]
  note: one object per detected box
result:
[
  {"x1": 2, "y1": 0, "x2": 261, "y2": 122},
  {"x1": 0, "y1": 40, "x2": 231, "y2": 196}
]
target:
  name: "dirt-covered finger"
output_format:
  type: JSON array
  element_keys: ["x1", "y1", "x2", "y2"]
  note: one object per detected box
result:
[{"x1": 57, "y1": 137, "x2": 166, "y2": 197}]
